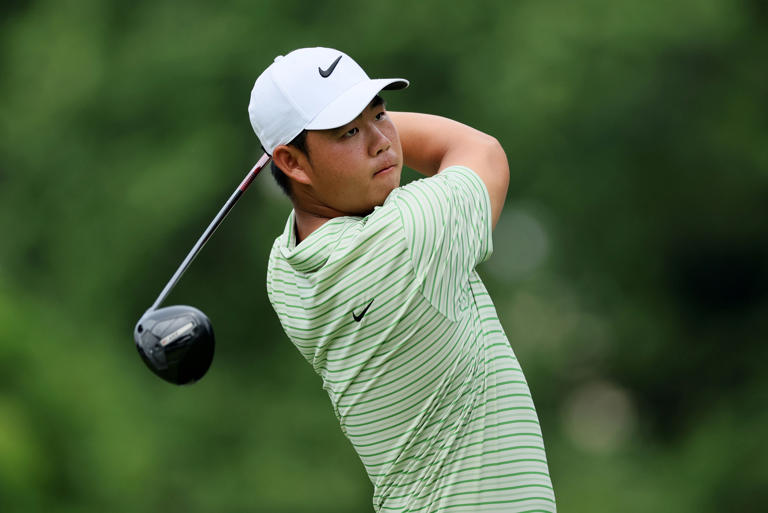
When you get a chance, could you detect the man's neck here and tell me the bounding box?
[292,207,331,244]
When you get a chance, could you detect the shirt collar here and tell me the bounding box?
[278,210,358,273]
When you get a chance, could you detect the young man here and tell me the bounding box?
[249,47,556,512]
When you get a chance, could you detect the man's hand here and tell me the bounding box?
[390,112,509,229]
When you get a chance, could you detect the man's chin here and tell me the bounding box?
[352,178,400,216]
[378,180,400,204]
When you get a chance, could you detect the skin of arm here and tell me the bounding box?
[389,111,510,229]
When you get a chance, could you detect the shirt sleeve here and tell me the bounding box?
[390,166,494,319]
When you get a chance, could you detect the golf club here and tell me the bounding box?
[133,153,272,385]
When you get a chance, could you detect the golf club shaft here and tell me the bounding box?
[148,153,272,312]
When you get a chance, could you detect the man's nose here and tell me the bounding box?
[370,125,391,155]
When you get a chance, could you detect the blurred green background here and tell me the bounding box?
[1,0,767,511]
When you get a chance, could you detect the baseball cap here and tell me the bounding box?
[248,47,408,154]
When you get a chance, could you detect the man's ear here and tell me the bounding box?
[272,145,312,185]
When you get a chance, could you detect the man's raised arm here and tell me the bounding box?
[390,112,510,229]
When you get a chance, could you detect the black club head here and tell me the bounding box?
[133,305,215,385]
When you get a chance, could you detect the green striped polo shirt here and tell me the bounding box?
[266,166,555,512]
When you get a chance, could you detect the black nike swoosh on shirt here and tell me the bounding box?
[318,55,342,78]
[352,299,374,322]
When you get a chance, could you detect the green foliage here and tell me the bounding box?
[1,0,767,511]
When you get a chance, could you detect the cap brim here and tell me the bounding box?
[306,78,409,130]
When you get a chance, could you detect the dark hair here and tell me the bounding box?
[270,130,308,197]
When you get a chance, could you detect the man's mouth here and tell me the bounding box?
[374,164,397,176]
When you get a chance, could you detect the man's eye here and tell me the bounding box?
[375,111,386,120]
[344,127,359,137]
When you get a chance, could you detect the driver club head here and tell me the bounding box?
[134,305,215,385]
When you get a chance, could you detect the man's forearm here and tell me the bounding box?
[389,111,510,228]
[390,112,488,176]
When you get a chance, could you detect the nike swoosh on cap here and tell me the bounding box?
[318,55,342,78]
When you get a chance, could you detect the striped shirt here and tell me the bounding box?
[266,166,556,512]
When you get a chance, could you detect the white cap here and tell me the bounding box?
[248,47,408,154]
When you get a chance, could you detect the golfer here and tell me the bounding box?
[249,47,556,512]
